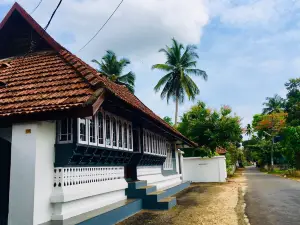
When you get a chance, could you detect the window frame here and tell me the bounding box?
[104,112,113,148]
[78,118,88,145]
[111,115,119,149]
[88,116,97,146]
[118,118,124,150]
[123,121,128,150]
[128,122,133,151]
[163,142,173,170]
[97,110,105,147]
[57,118,73,144]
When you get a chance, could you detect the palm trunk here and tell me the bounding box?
[174,97,179,126]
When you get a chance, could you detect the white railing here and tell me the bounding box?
[53,166,124,188]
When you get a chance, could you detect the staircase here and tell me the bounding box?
[126,181,177,210]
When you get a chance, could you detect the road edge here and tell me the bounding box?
[235,173,250,225]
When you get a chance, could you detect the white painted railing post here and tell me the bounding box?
[53,167,125,189]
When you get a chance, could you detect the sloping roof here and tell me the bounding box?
[0,2,196,147]
[0,51,94,116]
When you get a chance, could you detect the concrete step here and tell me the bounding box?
[145,190,166,202]
[58,199,142,225]
[143,197,177,210]
[127,180,147,189]
[126,185,157,198]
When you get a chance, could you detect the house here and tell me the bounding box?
[0,3,196,225]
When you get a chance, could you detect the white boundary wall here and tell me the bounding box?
[183,156,227,182]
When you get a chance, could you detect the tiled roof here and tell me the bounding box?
[0,51,94,117]
[0,2,196,147]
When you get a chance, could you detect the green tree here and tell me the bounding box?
[92,50,136,93]
[163,116,173,126]
[152,38,208,125]
[245,124,253,139]
[285,78,300,126]
[177,101,243,155]
[282,126,300,169]
[262,94,285,114]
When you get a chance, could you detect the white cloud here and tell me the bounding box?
[208,0,298,28]
[7,0,209,61]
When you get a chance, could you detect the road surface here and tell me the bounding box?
[245,166,300,225]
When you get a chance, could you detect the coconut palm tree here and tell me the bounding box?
[92,50,136,93]
[152,38,208,125]
[245,124,253,139]
[262,94,285,114]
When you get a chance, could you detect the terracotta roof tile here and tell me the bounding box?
[0,51,93,117]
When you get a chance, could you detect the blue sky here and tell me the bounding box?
[0,0,299,128]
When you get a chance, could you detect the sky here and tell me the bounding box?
[0,0,299,128]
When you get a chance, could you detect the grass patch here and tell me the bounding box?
[260,167,300,180]
[268,169,287,175]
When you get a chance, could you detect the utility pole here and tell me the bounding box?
[271,136,274,167]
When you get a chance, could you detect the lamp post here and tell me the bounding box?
[263,131,274,169]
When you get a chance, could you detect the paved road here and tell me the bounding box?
[245,166,300,225]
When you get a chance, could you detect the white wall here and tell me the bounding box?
[8,121,55,225]
[183,156,227,183]
[34,121,56,225]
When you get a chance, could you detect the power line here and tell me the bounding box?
[30,0,43,14]
[44,0,63,30]
[78,0,124,52]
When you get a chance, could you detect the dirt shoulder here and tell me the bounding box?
[118,169,248,225]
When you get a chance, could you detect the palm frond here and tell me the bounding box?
[181,73,200,100]
[118,71,136,86]
[154,72,173,93]
[91,59,102,67]
[185,69,208,80]
[151,64,173,72]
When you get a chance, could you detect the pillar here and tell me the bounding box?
[8,121,55,225]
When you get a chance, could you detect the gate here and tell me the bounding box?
[0,138,11,225]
